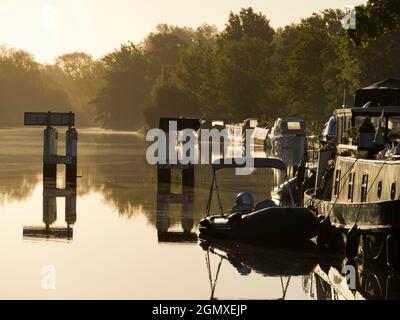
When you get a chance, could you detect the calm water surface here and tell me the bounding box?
[0,127,396,299]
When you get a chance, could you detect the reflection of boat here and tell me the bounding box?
[199,157,319,245]
[199,236,319,276]
[199,236,319,300]
[304,79,400,270]
[309,258,400,300]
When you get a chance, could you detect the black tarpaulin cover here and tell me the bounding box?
[355,78,400,107]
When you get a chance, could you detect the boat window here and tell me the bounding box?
[377,180,382,200]
[212,120,224,127]
[361,172,369,203]
[391,182,397,200]
[348,171,355,201]
[334,169,341,197]
[287,121,301,130]
[388,117,400,139]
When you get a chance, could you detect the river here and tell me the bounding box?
[0,127,396,300]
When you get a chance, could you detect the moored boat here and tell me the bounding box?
[304,79,400,270]
[199,157,319,245]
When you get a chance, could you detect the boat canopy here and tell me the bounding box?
[212,157,286,171]
[355,78,400,107]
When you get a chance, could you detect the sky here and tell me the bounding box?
[0,0,367,63]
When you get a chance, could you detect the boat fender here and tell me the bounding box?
[346,225,360,260]
[317,217,331,249]
[386,234,399,271]
[199,218,211,228]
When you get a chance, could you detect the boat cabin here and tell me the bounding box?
[270,118,306,137]
[326,79,400,204]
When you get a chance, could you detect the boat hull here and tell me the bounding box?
[199,207,319,246]
[304,189,400,269]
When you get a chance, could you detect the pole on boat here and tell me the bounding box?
[213,170,224,216]
[284,171,295,207]
[205,174,215,216]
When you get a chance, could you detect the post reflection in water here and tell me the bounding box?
[23,185,77,241]
[156,184,197,244]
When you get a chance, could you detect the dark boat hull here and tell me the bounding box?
[304,189,400,269]
[304,188,400,229]
[199,207,319,246]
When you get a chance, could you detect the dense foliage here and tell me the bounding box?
[1,1,399,131]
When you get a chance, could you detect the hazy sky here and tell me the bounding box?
[0,0,367,63]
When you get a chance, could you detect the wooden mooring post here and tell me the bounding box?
[156,117,201,193]
[24,111,78,186]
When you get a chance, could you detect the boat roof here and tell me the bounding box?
[336,106,400,117]
[355,78,400,107]
[212,157,286,171]
[276,117,305,122]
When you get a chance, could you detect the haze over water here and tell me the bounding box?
[0,127,395,299]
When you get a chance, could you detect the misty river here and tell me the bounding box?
[0,127,397,299]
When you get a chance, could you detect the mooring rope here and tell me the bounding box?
[205,250,223,300]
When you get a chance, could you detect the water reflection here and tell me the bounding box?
[199,237,319,300]
[0,127,399,299]
[311,259,400,300]
[23,186,76,241]
[156,187,197,243]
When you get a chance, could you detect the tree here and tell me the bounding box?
[349,0,400,46]
[45,52,105,126]
[0,46,70,126]
[272,10,347,129]
[218,8,275,44]
[93,43,152,130]
[145,82,201,128]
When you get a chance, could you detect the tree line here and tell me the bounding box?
[1,1,399,132]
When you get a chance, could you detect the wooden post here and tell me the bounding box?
[43,188,57,227]
[65,187,77,225]
[66,127,78,185]
[182,191,194,233]
[43,126,58,184]
[182,166,195,188]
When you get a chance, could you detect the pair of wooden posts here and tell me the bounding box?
[24,112,78,186]
[157,117,201,193]
[23,112,78,240]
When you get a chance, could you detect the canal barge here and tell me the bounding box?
[304,79,400,270]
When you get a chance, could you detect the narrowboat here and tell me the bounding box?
[303,79,400,270]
